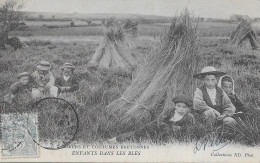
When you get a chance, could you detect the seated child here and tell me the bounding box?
[218,75,247,113]
[109,94,195,142]
[4,72,33,105]
[159,94,195,132]
[193,66,236,126]
[31,61,58,99]
[55,63,79,95]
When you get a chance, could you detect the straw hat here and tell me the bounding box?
[17,72,31,79]
[37,61,51,71]
[61,62,76,71]
[172,95,193,107]
[193,66,225,80]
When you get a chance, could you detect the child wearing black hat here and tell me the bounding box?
[4,72,33,104]
[159,94,195,132]
[55,63,79,95]
[108,94,195,142]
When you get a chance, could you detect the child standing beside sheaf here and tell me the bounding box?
[4,72,33,105]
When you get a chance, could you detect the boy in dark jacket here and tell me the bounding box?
[158,95,195,132]
[4,72,33,105]
[108,94,195,142]
[55,63,79,95]
[218,75,246,113]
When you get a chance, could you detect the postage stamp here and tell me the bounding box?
[1,113,38,158]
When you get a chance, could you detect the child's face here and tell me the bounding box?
[19,76,29,85]
[38,69,48,76]
[175,102,189,116]
[203,75,217,89]
[222,81,233,95]
[63,68,72,77]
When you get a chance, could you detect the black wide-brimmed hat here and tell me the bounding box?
[172,94,193,107]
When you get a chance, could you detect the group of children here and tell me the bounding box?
[4,60,79,105]
[109,66,246,142]
[5,63,246,139]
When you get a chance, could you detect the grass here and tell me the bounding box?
[10,21,260,38]
[1,22,260,146]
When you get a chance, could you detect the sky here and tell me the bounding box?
[2,0,260,18]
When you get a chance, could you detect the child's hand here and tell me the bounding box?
[172,125,181,130]
[211,109,220,117]
[217,114,228,121]
[45,83,51,89]
[65,86,71,90]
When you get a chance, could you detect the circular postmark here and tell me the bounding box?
[30,97,79,150]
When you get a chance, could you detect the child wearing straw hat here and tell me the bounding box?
[31,61,58,98]
[193,66,236,126]
[4,72,33,104]
[108,94,195,142]
[55,63,79,95]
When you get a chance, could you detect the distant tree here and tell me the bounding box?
[0,0,23,49]
[52,15,55,19]
[70,21,75,27]
[254,18,260,22]
[87,20,92,25]
[39,14,44,19]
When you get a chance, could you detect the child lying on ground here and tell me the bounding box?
[108,94,195,142]
[4,72,33,105]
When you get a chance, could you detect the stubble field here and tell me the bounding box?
[1,20,260,145]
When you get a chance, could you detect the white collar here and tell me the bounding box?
[170,111,184,122]
[206,87,216,92]
[63,75,70,81]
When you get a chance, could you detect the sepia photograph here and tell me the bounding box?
[0,0,260,162]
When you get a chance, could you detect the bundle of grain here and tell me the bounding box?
[123,19,138,49]
[106,10,201,132]
[229,20,258,50]
[88,18,137,73]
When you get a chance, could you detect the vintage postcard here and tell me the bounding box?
[0,0,260,162]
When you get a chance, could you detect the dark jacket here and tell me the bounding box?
[193,85,235,115]
[4,81,32,104]
[55,74,79,93]
[217,75,247,113]
[199,85,224,113]
[228,94,247,113]
[159,108,195,129]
